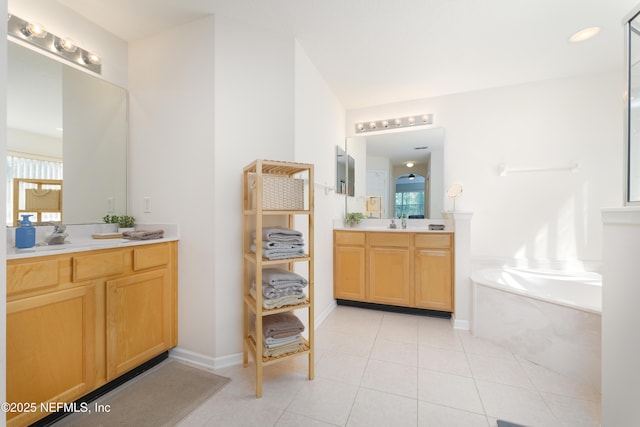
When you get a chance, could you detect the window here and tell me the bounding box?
[6,155,63,226]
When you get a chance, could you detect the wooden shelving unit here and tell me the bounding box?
[242,159,314,397]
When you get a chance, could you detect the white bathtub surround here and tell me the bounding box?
[472,267,601,391]
[444,211,473,330]
[601,207,640,426]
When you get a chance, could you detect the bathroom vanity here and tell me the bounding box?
[6,237,178,426]
[334,229,453,312]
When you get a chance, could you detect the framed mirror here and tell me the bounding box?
[627,12,640,204]
[336,145,347,194]
[345,127,444,218]
[7,41,128,226]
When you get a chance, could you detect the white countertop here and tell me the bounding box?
[333,218,453,233]
[7,223,179,260]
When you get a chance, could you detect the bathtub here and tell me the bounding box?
[471,267,602,390]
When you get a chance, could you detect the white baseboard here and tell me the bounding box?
[170,347,243,371]
[451,315,470,331]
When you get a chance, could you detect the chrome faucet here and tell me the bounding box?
[41,222,68,245]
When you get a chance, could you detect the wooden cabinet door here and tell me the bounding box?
[368,247,411,306]
[414,248,452,311]
[334,245,366,300]
[106,269,171,380]
[7,285,96,426]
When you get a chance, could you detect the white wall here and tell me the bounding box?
[212,16,296,361]
[347,71,623,266]
[294,40,345,324]
[128,16,217,360]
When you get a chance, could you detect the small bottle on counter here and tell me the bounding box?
[15,214,36,248]
[389,219,397,229]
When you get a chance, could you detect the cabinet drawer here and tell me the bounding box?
[134,244,171,271]
[335,231,365,246]
[7,259,60,295]
[368,232,410,247]
[73,251,126,282]
[415,234,452,249]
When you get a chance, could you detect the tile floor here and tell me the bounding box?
[177,306,600,427]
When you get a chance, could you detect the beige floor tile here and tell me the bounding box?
[286,377,359,426]
[371,338,418,367]
[315,351,368,385]
[541,392,601,426]
[458,333,516,360]
[518,356,601,401]
[361,359,418,398]
[377,312,419,343]
[418,344,471,377]
[346,388,418,427]
[418,401,490,427]
[475,380,558,426]
[418,369,484,414]
[467,354,535,389]
[275,411,338,427]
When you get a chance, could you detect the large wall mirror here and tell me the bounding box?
[345,127,444,219]
[627,12,640,204]
[7,41,128,226]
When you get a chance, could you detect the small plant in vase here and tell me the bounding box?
[344,212,366,227]
[103,214,135,232]
[116,215,135,231]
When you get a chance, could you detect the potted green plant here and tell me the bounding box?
[103,214,135,232]
[344,212,367,227]
[102,214,119,225]
[116,215,135,231]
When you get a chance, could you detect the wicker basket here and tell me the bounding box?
[252,175,304,210]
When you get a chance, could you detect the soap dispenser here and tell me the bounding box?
[15,214,36,248]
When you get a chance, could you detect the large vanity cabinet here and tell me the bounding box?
[334,230,453,312]
[6,241,178,427]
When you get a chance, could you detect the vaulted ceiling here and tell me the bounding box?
[49,0,640,108]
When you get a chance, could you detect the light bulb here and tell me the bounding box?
[22,22,47,38]
[55,37,78,53]
[83,51,101,65]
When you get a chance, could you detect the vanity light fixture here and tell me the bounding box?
[408,173,416,180]
[569,26,601,43]
[8,13,102,74]
[355,113,433,134]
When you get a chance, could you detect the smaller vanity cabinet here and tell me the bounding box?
[6,241,178,427]
[334,230,453,312]
[333,231,366,301]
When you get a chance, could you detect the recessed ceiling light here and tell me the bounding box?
[569,26,601,43]
[406,162,415,168]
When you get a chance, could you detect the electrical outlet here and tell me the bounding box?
[143,197,152,213]
[107,197,114,213]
